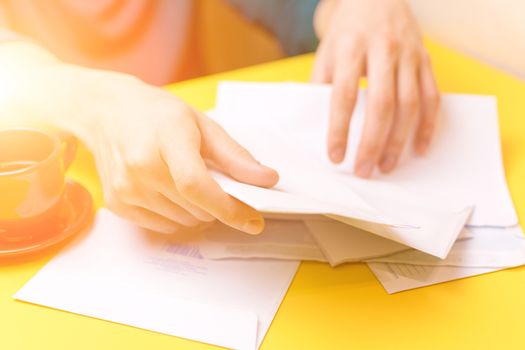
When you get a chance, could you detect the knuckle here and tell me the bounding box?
[230,144,251,160]
[222,208,241,226]
[338,35,363,55]
[176,175,203,197]
[348,85,359,98]
[361,141,381,158]
[126,150,158,174]
[377,35,400,55]
[388,137,405,154]
[374,112,393,128]
[111,177,135,201]
[423,89,440,110]
[329,108,351,128]
[421,51,432,65]
[402,48,421,66]
[126,158,147,174]
[127,209,179,234]
[417,127,434,144]
[373,94,396,115]
[328,122,350,145]
[398,92,419,114]
[422,117,437,131]
[182,218,201,228]
[332,84,358,106]
[154,224,180,235]
[216,200,242,225]
[168,208,201,227]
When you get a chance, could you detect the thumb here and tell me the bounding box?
[197,113,279,188]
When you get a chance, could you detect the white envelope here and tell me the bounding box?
[14,210,299,350]
[209,82,481,258]
[198,219,327,262]
[304,219,409,265]
[367,262,501,294]
[367,225,525,294]
[196,217,474,266]
[214,82,517,228]
[367,225,525,267]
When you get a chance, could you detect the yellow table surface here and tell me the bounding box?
[2,40,525,350]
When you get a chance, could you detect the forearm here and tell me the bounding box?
[0,41,84,132]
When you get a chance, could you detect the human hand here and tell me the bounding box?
[0,41,278,235]
[79,73,279,234]
[313,0,440,177]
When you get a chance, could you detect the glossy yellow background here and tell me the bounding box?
[1,40,525,350]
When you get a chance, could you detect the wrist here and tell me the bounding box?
[314,0,340,39]
[0,51,96,146]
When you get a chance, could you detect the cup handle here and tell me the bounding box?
[57,131,78,171]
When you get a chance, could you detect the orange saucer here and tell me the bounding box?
[0,181,93,257]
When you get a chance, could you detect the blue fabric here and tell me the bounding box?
[224,0,320,56]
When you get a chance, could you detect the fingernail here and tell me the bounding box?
[355,160,374,178]
[242,218,264,235]
[379,155,397,173]
[329,147,345,163]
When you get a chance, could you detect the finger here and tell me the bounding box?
[157,183,215,222]
[123,145,215,223]
[354,45,397,178]
[109,200,181,234]
[197,113,279,188]
[414,53,440,155]
[151,171,216,222]
[327,51,364,163]
[161,116,265,234]
[311,42,333,83]
[379,56,419,173]
[127,191,201,227]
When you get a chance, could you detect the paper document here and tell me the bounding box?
[196,217,473,267]
[367,262,500,294]
[212,142,471,258]
[367,226,525,267]
[214,82,516,228]
[210,81,523,293]
[367,225,525,293]
[208,82,499,258]
[15,210,299,350]
[199,219,327,262]
[304,219,409,266]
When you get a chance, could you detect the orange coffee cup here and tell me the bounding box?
[0,128,77,239]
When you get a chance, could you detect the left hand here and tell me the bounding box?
[312,0,440,177]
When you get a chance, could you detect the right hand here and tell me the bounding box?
[81,72,279,234]
[312,0,440,177]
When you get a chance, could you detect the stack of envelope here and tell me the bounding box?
[14,82,524,350]
[201,81,524,293]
